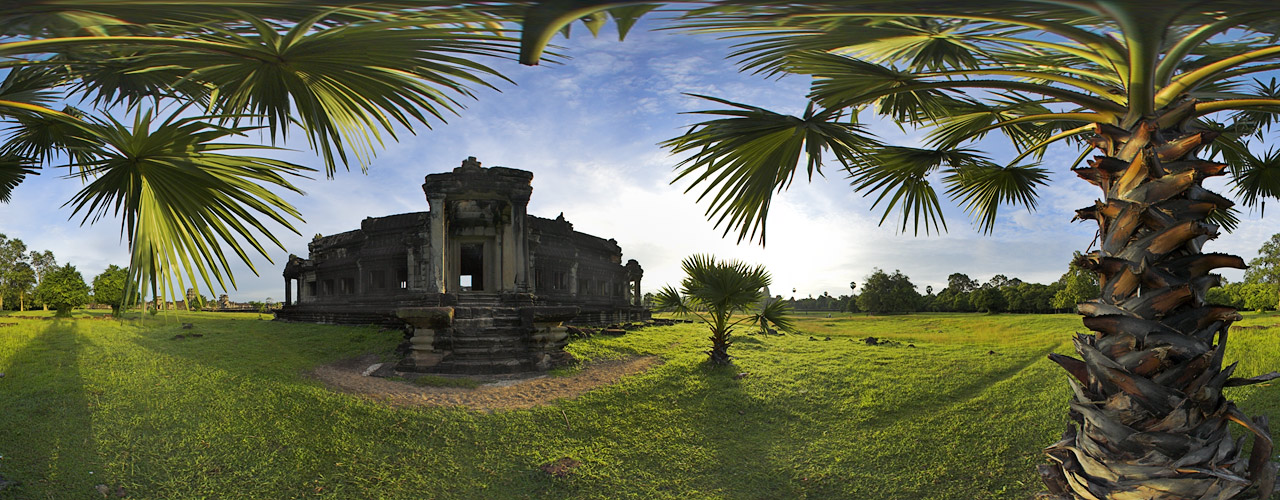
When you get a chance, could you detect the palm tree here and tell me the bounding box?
[0,1,549,305]
[519,2,1280,498]
[653,254,795,365]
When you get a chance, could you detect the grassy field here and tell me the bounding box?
[0,310,1277,499]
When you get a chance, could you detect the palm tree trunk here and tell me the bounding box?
[1039,105,1278,499]
[708,333,732,365]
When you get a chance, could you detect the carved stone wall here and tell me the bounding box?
[277,158,648,332]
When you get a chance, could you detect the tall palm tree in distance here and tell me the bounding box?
[520,1,1280,498]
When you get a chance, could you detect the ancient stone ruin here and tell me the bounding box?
[277,157,649,374]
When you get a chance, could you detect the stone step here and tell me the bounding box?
[452,319,523,329]
[431,357,535,375]
[451,306,519,319]
[448,336,528,350]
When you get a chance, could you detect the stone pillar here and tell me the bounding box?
[427,194,446,293]
[284,278,292,306]
[633,279,642,306]
[395,307,454,372]
[501,217,516,291]
[513,200,530,292]
[405,244,416,289]
[569,261,579,296]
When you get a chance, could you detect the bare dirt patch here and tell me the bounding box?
[312,355,662,411]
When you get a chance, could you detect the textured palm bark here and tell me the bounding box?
[1039,105,1280,500]
[708,334,732,365]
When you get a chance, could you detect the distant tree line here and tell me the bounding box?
[821,233,1280,315]
[1201,233,1280,312]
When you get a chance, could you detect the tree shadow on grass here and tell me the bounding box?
[126,314,398,381]
[0,319,101,497]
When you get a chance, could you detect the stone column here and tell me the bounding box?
[405,245,416,289]
[427,194,446,293]
[633,279,642,306]
[513,200,530,292]
[284,278,292,306]
[501,216,516,291]
[569,261,579,296]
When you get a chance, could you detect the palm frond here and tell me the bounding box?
[680,254,769,314]
[62,108,311,302]
[1230,148,1280,212]
[924,94,1057,150]
[1208,207,1242,233]
[789,51,967,122]
[518,1,658,65]
[652,284,694,314]
[169,12,521,176]
[942,162,1049,233]
[0,154,39,202]
[662,94,878,244]
[58,48,213,108]
[0,65,64,111]
[847,146,994,235]
[755,297,796,333]
[836,18,989,72]
[2,105,100,169]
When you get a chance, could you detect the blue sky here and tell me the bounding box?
[4,18,1279,302]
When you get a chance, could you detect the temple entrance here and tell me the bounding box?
[459,243,484,291]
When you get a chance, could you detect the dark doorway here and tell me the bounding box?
[460,243,484,291]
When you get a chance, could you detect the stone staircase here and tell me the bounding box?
[398,292,579,375]
[438,293,535,374]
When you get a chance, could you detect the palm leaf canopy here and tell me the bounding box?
[63,109,312,301]
[679,254,770,313]
[520,0,1280,242]
[0,1,544,301]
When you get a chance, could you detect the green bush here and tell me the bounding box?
[34,264,90,316]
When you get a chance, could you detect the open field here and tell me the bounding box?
[1,310,1277,499]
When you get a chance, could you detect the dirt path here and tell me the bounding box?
[311,355,661,412]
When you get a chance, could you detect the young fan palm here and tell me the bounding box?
[653,254,795,365]
[519,1,1280,498]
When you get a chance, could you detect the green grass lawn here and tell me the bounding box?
[1,310,1277,499]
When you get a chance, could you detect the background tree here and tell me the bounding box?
[856,268,920,314]
[1051,253,1100,311]
[1243,233,1280,285]
[970,286,1007,314]
[0,234,28,310]
[34,264,90,316]
[1209,281,1280,312]
[984,274,1018,290]
[27,249,56,310]
[520,2,1280,496]
[653,254,795,365]
[92,265,133,317]
[5,262,36,311]
[946,273,979,294]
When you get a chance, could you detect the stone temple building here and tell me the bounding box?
[276,157,648,374]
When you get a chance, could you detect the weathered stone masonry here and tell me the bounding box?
[277,157,649,373]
